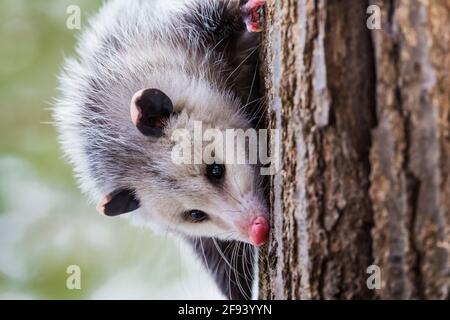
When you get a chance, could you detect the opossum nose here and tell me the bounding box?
[249,216,269,247]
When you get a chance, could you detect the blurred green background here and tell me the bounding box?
[0,0,220,299]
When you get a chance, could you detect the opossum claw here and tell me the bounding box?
[241,0,266,33]
[97,188,140,216]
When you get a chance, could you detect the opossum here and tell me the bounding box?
[54,0,268,300]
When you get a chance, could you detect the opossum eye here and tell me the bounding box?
[96,188,140,216]
[206,163,225,182]
[185,210,209,223]
[130,88,173,137]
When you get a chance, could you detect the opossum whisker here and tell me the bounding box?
[241,96,265,111]
[212,238,239,299]
[246,60,259,106]
[212,238,238,273]
[228,241,238,300]
[242,243,252,282]
[223,240,237,257]
[246,99,269,126]
[252,100,268,121]
[241,242,252,283]
[244,243,256,278]
[253,105,270,128]
[241,246,254,300]
[224,45,260,87]
[231,242,241,298]
[233,242,251,300]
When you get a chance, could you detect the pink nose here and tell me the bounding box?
[249,216,269,247]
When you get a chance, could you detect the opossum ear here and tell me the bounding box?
[96,189,140,216]
[130,88,174,137]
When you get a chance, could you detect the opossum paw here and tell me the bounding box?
[241,0,266,33]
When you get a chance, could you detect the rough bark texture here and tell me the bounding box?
[259,0,450,299]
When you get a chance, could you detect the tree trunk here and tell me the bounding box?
[259,0,450,300]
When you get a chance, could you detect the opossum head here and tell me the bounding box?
[97,87,269,247]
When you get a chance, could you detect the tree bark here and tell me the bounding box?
[259,0,450,299]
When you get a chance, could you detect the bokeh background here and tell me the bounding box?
[0,0,221,299]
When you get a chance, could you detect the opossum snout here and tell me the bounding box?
[236,211,269,247]
[249,217,269,247]
[248,216,269,247]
